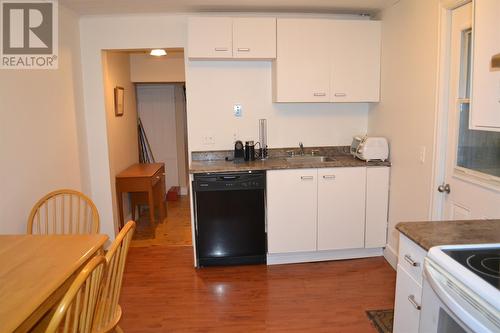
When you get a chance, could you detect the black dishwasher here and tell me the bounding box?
[193,171,266,266]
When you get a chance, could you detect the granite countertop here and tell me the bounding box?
[189,154,390,174]
[396,220,500,251]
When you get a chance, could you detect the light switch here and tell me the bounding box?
[419,146,426,164]
[233,104,242,117]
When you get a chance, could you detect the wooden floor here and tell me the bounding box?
[119,196,396,332]
[119,247,396,332]
[131,195,192,247]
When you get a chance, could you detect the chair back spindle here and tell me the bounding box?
[46,256,107,333]
[27,189,100,234]
[94,221,136,333]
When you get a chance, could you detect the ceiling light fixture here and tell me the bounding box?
[150,49,167,56]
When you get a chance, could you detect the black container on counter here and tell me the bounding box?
[244,141,256,161]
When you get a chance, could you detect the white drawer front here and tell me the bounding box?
[398,234,426,285]
[393,266,422,333]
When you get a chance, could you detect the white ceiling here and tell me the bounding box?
[60,0,399,16]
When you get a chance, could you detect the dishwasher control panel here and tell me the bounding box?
[193,171,266,191]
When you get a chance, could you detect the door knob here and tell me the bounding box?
[437,183,451,194]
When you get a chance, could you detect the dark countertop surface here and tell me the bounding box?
[396,220,500,251]
[189,155,391,174]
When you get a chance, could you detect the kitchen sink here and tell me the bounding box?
[285,155,335,163]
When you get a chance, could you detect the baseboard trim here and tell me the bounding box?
[267,248,384,265]
[383,244,398,270]
[180,186,189,195]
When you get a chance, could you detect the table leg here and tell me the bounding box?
[160,173,167,220]
[148,188,155,225]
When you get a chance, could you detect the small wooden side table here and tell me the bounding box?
[116,163,166,228]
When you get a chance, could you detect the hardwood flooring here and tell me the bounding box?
[131,195,192,247]
[119,248,395,332]
[120,194,396,332]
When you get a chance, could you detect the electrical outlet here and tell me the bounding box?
[233,104,242,117]
[203,136,215,145]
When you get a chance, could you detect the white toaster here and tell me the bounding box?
[351,136,389,161]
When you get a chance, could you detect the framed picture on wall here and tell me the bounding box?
[114,86,124,116]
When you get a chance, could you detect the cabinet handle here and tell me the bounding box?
[323,175,336,179]
[301,176,314,180]
[408,295,421,310]
[334,93,347,97]
[404,254,420,267]
[313,92,326,97]
[214,47,228,52]
[237,48,250,52]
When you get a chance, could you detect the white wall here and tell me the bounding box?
[130,51,185,83]
[368,0,440,258]
[79,14,369,236]
[79,14,187,237]
[187,61,368,151]
[137,84,179,189]
[0,6,87,234]
[102,51,139,232]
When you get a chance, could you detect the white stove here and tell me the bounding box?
[419,243,500,333]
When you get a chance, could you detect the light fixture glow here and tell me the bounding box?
[150,49,167,56]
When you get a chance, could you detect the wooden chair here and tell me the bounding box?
[46,256,107,333]
[93,221,136,333]
[27,189,100,234]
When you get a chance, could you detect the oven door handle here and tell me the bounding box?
[423,259,496,333]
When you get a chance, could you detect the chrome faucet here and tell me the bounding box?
[299,142,305,156]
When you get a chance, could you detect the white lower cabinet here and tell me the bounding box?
[317,167,366,250]
[393,233,426,333]
[267,166,389,262]
[267,169,318,253]
[393,264,422,333]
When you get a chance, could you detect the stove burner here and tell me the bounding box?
[443,248,500,290]
[466,255,500,279]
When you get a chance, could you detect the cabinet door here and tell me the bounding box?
[267,169,318,253]
[188,17,233,59]
[470,0,500,130]
[317,167,366,251]
[274,19,331,102]
[330,20,381,102]
[233,18,276,59]
[365,167,389,248]
[393,266,422,333]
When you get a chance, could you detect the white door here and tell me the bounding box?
[330,20,381,103]
[274,18,331,102]
[438,2,500,220]
[137,85,179,190]
[188,17,233,59]
[317,167,366,250]
[232,17,276,59]
[267,169,318,253]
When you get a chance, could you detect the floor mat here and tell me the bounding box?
[366,309,394,333]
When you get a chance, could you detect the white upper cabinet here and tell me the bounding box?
[188,17,276,60]
[470,0,500,130]
[273,18,381,103]
[274,19,332,102]
[317,167,366,250]
[233,17,276,59]
[188,17,233,59]
[331,20,381,102]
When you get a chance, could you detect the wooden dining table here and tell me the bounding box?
[0,234,108,333]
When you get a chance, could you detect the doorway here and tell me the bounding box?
[434,2,500,220]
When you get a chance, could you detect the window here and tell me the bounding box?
[455,30,500,179]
